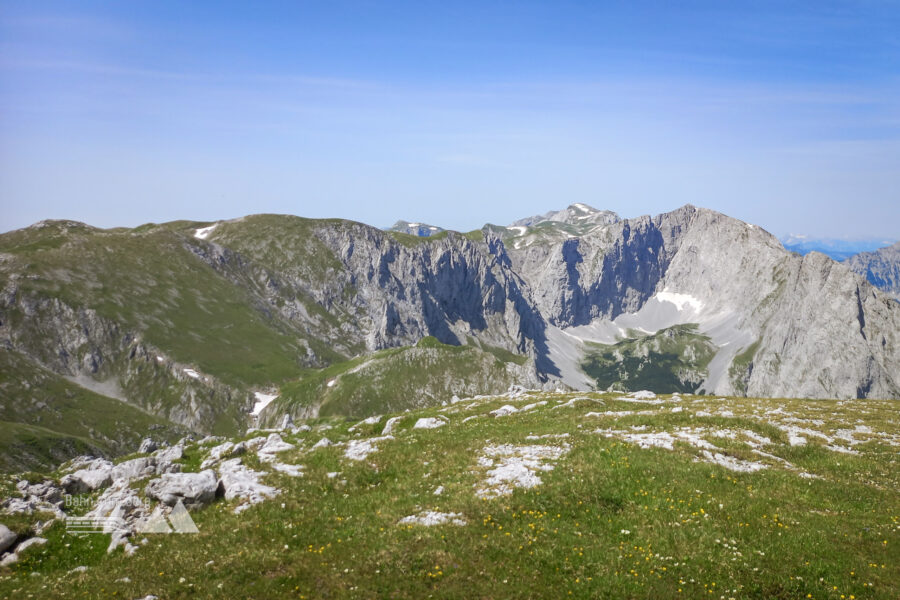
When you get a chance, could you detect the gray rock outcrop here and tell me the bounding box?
[145,470,218,507]
[0,525,15,554]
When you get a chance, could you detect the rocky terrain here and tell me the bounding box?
[1,204,898,471]
[0,389,897,598]
[387,220,445,237]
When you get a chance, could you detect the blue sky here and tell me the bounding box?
[1,1,898,238]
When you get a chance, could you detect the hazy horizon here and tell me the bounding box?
[2,1,898,238]
[3,202,898,247]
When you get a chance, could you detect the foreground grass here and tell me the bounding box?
[0,393,896,599]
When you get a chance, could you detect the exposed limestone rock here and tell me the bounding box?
[217,458,279,512]
[846,241,900,301]
[0,525,16,554]
[145,470,218,507]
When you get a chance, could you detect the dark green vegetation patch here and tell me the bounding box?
[582,324,716,393]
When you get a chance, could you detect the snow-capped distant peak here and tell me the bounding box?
[508,204,619,228]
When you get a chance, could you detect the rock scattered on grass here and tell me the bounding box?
[398,511,466,527]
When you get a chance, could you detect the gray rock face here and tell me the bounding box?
[199,441,246,470]
[61,460,114,494]
[154,443,184,462]
[4,480,65,517]
[110,457,159,483]
[313,223,550,361]
[216,458,279,510]
[510,203,620,229]
[279,414,294,430]
[845,242,900,301]
[0,525,16,554]
[0,289,243,434]
[1,200,897,448]
[137,438,158,454]
[503,204,900,399]
[145,470,218,507]
[507,212,683,326]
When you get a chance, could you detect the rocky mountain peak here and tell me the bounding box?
[386,220,445,237]
[509,203,620,229]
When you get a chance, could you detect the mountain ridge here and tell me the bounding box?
[1,203,897,469]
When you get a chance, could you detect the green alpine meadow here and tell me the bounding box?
[0,391,897,599]
[1,207,899,599]
[3,2,900,598]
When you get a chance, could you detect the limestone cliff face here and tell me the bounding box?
[0,280,248,433]
[311,223,549,359]
[845,242,900,301]
[1,203,898,425]
[738,252,900,399]
[506,211,686,326]
[502,204,900,399]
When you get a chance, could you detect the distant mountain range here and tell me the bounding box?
[1,204,898,471]
[780,234,897,262]
[845,241,900,301]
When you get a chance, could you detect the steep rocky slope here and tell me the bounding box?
[0,216,553,468]
[1,204,897,471]
[498,205,900,399]
[845,241,900,301]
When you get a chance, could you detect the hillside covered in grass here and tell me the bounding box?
[260,336,536,423]
[0,391,896,599]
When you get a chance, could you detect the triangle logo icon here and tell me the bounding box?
[137,507,172,534]
[169,499,199,534]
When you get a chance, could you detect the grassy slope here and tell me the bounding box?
[0,392,896,599]
[0,221,307,388]
[269,337,531,420]
[582,324,717,393]
[0,348,188,472]
[206,215,360,360]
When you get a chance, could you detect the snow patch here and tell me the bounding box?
[251,392,278,417]
[193,224,218,240]
[655,290,704,312]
